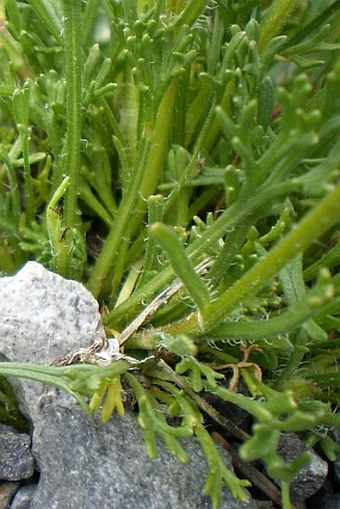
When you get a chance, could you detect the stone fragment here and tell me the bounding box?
[331,419,340,487]
[9,483,37,509]
[278,433,328,503]
[0,261,104,421]
[0,425,34,481]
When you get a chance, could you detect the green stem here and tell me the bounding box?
[0,361,88,410]
[21,128,35,224]
[203,79,237,154]
[88,80,179,297]
[281,481,293,509]
[63,0,82,225]
[0,148,21,227]
[195,299,330,343]
[0,361,131,412]
[26,0,62,42]
[158,185,340,337]
[81,0,101,46]
[276,331,309,385]
[157,360,249,441]
[104,180,300,328]
[258,0,302,54]
[12,84,35,224]
[58,0,83,275]
[151,222,210,313]
[304,241,340,281]
[173,0,208,34]
[46,176,69,274]
[119,72,139,170]
[136,195,165,290]
[286,0,340,47]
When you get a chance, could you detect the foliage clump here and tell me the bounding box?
[0,1,339,508]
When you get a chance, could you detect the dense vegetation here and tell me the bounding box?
[0,1,339,507]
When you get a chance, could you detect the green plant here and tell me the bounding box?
[0,1,339,508]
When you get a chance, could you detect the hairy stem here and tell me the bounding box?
[88,80,179,297]
[156,185,340,338]
[58,0,83,275]
[259,0,302,53]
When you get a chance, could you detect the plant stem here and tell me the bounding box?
[58,0,82,275]
[88,80,179,297]
[0,361,88,410]
[194,300,330,343]
[281,481,293,509]
[158,185,340,337]
[173,0,208,34]
[27,0,62,42]
[21,128,35,224]
[258,0,302,54]
[156,360,249,441]
[276,331,309,385]
[0,149,21,226]
[104,180,300,327]
[82,0,101,46]
[151,223,210,313]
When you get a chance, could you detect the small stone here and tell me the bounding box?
[278,433,328,503]
[9,483,37,509]
[0,425,34,481]
[330,418,340,487]
[0,261,105,421]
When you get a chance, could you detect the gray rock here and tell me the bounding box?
[333,452,340,487]
[278,433,328,503]
[0,425,34,481]
[0,261,104,420]
[0,262,256,509]
[31,402,255,509]
[9,484,37,509]
[331,418,340,486]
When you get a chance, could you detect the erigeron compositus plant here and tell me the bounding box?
[0,1,339,508]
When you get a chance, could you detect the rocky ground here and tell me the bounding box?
[0,263,339,509]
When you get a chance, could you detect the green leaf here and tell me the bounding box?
[12,84,30,128]
[28,0,63,42]
[151,222,211,314]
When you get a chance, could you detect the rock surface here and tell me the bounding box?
[10,484,38,509]
[0,261,104,422]
[331,421,340,487]
[32,403,251,509]
[0,262,256,509]
[0,425,34,481]
[278,433,328,503]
